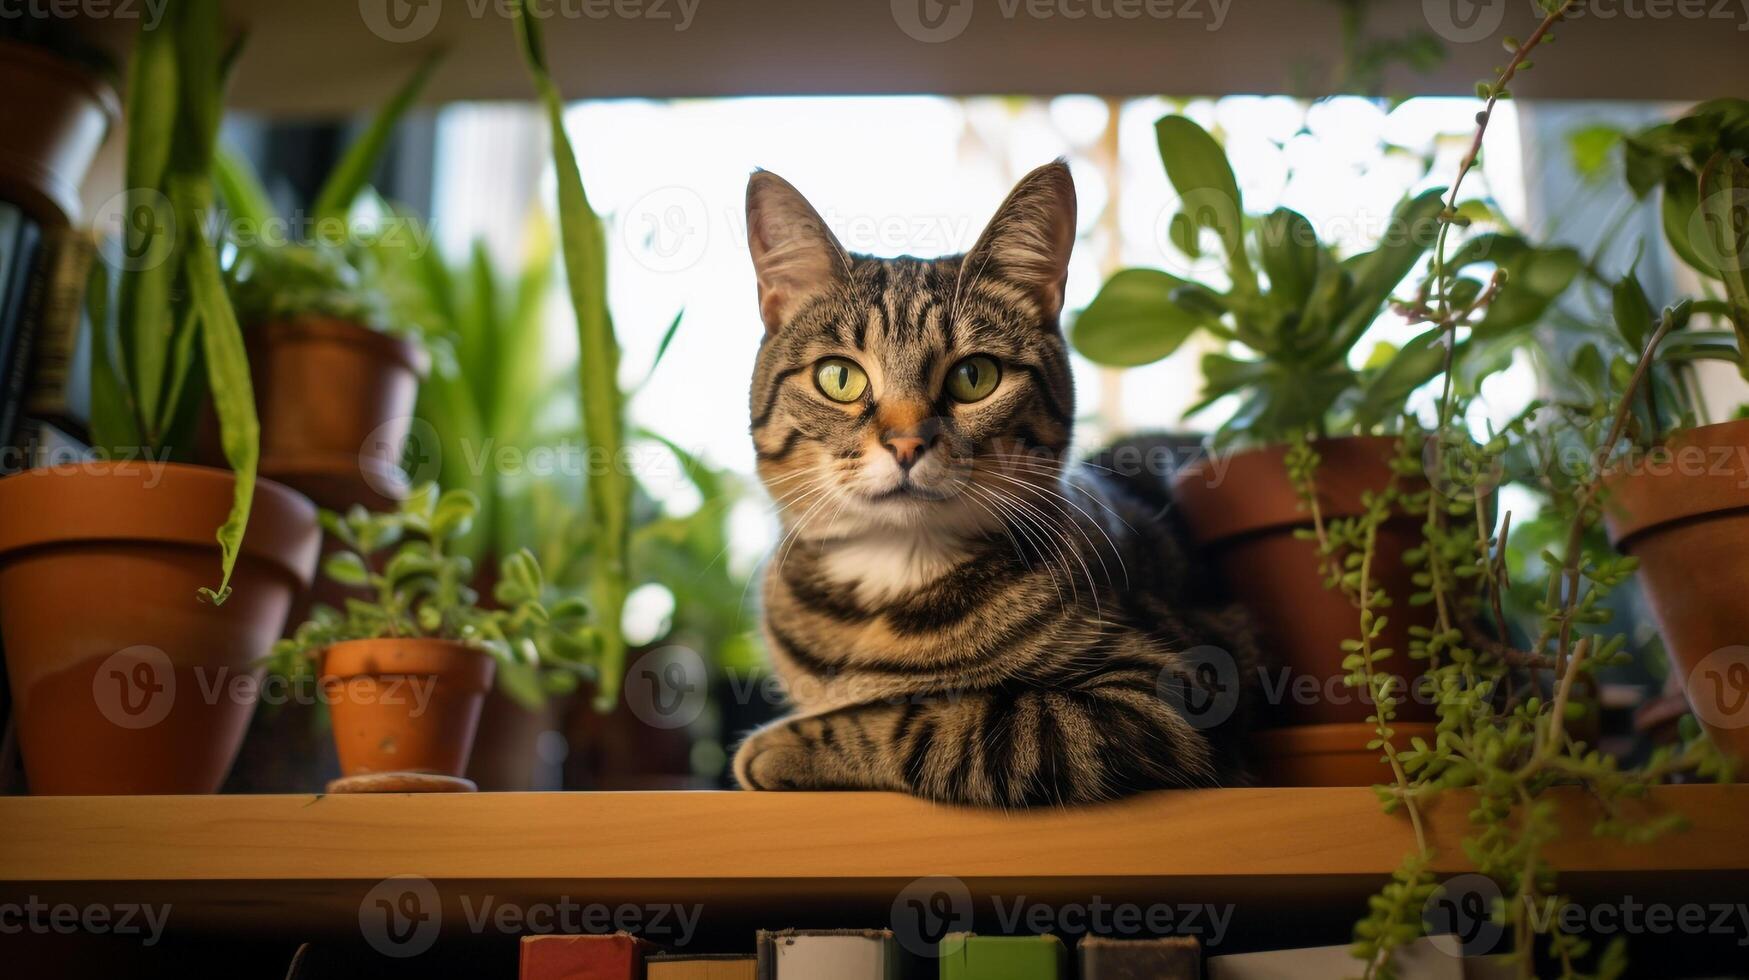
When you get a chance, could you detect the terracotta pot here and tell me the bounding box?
[321,638,495,778]
[243,316,428,481]
[1172,436,1436,729]
[1603,419,1749,763]
[1249,723,1438,787]
[0,39,118,226]
[0,462,319,794]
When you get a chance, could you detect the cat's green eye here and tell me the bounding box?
[946,355,1002,403]
[814,357,870,403]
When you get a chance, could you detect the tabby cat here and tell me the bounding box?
[733,161,1258,806]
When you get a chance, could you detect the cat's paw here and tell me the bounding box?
[732,727,814,791]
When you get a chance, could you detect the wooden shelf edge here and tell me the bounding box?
[1,786,1743,884]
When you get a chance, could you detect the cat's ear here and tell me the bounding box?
[746,171,849,334]
[963,160,1078,320]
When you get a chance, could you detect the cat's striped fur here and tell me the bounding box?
[733,161,1257,806]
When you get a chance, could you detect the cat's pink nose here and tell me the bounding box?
[882,433,928,469]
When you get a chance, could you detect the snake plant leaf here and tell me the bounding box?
[1071,268,1212,367]
[85,260,143,452]
[1155,115,1256,293]
[311,52,443,227]
[173,174,259,606]
[514,0,631,707]
[213,147,276,233]
[117,13,178,439]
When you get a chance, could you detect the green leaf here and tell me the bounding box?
[431,488,481,541]
[1474,242,1581,338]
[1352,329,1448,429]
[1567,124,1623,182]
[311,52,443,226]
[1155,115,1255,293]
[85,260,142,453]
[1611,270,1654,352]
[1316,188,1445,365]
[324,551,371,587]
[1257,208,1322,309]
[174,174,259,606]
[1071,268,1212,367]
[117,12,179,437]
[212,146,276,234]
[515,0,631,708]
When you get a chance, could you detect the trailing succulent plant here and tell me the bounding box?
[271,485,597,700]
[1274,6,1744,978]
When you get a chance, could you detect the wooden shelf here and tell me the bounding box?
[3,786,1746,884]
[3,787,1745,976]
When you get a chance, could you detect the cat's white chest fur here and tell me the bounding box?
[818,529,968,606]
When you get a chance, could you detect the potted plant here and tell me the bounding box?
[272,485,595,792]
[1073,113,1577,784]
[212,55,440,507]
[1599,99,1749,763]
[0,17,118,226]
[0,0,320,794]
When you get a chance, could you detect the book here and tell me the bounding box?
[0,204,43,449]
[756,929,901,980]
[519,932,657,980]
[1207,938,1462,979]
[938,933,1067,979]
[1079,935,1202,979]
[19,227,96,432]
[646,952,758,979]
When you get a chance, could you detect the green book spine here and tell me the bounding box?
[938,933,1066,980]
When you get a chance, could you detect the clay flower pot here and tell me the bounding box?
[321,638,496,780]
[1173,436,1437,785]
[0,462,319,794]
[244,317,429,493]
[0,39,119,226]
[1603,418,1749,764]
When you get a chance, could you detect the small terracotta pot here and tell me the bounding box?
[321,638,495,778]
[1249,723,1438,787]
[243,317,428,481]
[1603,418,1749,763]
[0,462,319,794]
[0,40,119,226]
[1173,436,1437,731]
